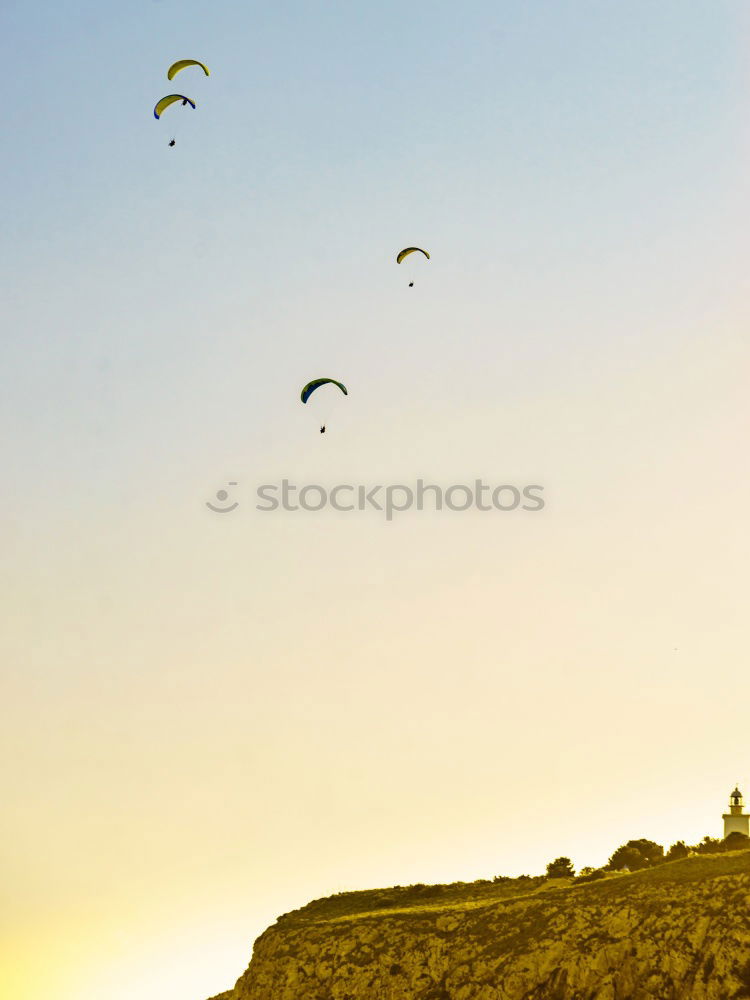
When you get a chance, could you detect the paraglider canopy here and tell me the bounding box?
[167,59,210,80]
[396,247,430,264]
[300,378,348,404]
[153,94,196,119]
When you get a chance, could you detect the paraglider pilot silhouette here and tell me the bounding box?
[300,378,348,435]
[153,94,197,146]
[396,246,430,286]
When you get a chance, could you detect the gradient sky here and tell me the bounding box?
[2,2,750,999]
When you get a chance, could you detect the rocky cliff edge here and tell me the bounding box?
[207,850,750,1000]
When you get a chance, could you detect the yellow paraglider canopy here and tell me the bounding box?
[167,59,210,80]
[396,247,430,264]
[153,94,196,119]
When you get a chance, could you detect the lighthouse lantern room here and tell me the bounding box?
[723,787,750,839]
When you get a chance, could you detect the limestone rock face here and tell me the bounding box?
[209,853,750,1000]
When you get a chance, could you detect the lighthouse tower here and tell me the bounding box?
[722,787,750,838]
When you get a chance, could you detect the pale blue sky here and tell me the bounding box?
[2,4,750,1000]
[2,1,746,490]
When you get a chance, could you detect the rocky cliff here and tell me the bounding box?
[208,851,750,1000]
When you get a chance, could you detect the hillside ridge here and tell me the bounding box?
[206,851,750,1000]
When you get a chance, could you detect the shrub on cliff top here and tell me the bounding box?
[546,857,575,878]
[606,839,664,871]
[666,840,689,861]
[722,831,750,851]
[574,868,607,884]
[694,835,722,855]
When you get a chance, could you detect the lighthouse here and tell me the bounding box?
[722,787,750,838]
